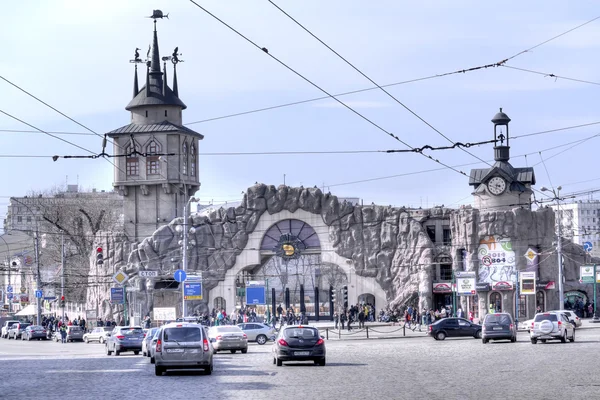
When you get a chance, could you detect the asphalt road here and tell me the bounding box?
[2,326,600,399]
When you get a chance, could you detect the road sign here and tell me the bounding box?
[110,287,125,304]
[112,271,129,285]
[35,290,43,299]
[246,286,266,305]
[183,282,202,300]
[580,265,595,283]
[174,269,187,283]
[139,270,159,278]
[7,293,13,300]
[584,242,593,253]
[6,285,13,293]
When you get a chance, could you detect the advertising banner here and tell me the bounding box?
[432,282,452,293]
[153,307,176,321]
[520,271,536,295]
[478,236,517,287]
[580,265,595,284]
[456,272,476,296]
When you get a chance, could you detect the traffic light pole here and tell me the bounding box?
[61,231,65,322]
[34,232,41,326]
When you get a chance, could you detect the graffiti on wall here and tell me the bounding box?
[477,235,516,287]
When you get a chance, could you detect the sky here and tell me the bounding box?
[2,1,600,218]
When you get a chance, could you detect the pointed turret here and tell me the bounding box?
[173,64,179,98]
[163,62,168,96]
[133,64,139,98]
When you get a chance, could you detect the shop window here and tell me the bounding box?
[490,292,502,312]
[518,294,527,319]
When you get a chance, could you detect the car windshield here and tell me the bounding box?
[120,328,144,335]
[284,328,318,339]
[69,326,82,331]
[164,327,202,342]
[19,324,31,329]
[103,327,113,332]
[485,315,512,324]
[534,314,558,322]
[30,326,44,330]
[213,326,241,333]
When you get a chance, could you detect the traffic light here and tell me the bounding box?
[330,286,336,303]
[343,286,348,308]
[96,246,104,265]
[60,295,65,308]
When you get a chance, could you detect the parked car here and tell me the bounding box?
[548,310,582,328]
[154,322,213,376]
[149,327,163,364]
[52,325,84,342]
[272,325,326,367]
[21,325,47,341]
[83,327,113,344]
[519,319,534,332]
[530,312,575,344]
[1,321,20,339]
[428,318,482,340]
[8,322,31,339]
[481,313,516,343]
[208,325,248,354]
[237,323,276,345]
[142,327,159,356]
[105,326,145,356]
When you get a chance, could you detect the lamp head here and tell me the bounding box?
[557,186,562,191]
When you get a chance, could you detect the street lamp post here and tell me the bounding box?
[177,197,198,319]
[541,186,564,310]
[0,235,13,313]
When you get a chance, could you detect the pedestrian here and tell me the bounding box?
[143,314,151,329]
[468,311,474,323]
[60,325,67,344]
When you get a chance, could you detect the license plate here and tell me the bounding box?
[166,348,184,353]
[295,351,310,356]
[493,327,503,330]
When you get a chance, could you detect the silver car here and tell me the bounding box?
[237,323,276,345]
[149,327,162,364]
[105,326,145,355]
[530,312,575,344]
[143,327,159,356]
[208,326,248,354]
[154,322,213,376]
[83,327,113,343]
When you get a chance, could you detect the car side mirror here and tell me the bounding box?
[152,339,157,343]
[210,338,216,343]
[320,335,325,340]
[106,333,111,337]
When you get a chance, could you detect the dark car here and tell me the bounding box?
[21,325,47,341]
[272,325,326,366]
[482,313,517,343]
[105,326,145,356]
[428,318,482,340]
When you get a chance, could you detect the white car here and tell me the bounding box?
[547,310,582,328]
[1,321,19,339]
[530,312,575,344]
[519,319,534,332]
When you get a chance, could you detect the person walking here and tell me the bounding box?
[60,325,67,344]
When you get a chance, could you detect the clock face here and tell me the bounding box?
[487,177,507,195]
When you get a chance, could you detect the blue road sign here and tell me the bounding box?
[6,285,13,293]
[183,282,202,300]
[110,287,125,304]
[35,290,43,298]
[584,241,593,253]
[174,269,187,283]
[246,286,266,305]
[7,293,13,300]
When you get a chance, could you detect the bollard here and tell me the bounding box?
[366,326,369,339]
[403,323,406,337]
[326,328,329,340]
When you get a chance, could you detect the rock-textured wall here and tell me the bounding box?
[85,184,436,318]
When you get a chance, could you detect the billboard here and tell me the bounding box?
[246,286,266,305]
[477,236,516,287]
[456,271,476,296]
[520,271,536,295]
[153,307,176,321]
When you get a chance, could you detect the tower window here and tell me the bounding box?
[190,143,196,177]
[126,142,139,176]
[145,110,148,118]
[165,110,168,117]
[182,142,188,175]
[146,140,161,176]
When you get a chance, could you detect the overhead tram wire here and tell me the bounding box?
[187,0,468,177]
[267,0,492,168]
[501,65,600,86]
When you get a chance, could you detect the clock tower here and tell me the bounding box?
[468,109,535,211]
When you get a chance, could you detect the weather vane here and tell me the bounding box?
[161,47,184,65]
[130,47,144,64]
[147,10,169,20]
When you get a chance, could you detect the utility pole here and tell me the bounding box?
[34,231,41,325]
[61,231,65,323]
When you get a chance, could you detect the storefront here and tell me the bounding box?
[432,282,452,311]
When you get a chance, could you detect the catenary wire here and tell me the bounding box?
[501,65,600,86]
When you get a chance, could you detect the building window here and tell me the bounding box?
[443,226,451,245]
[490,292,502,312]
[536,291,545,312]
[126,142,140,176]
[426,225,436,242]
[182,142,188,175]
[439,263,452,281]
[165,110,168,117]
[190,144,196,177]
[17,216,22,223]
[145,110,148,117]
[26,216,31,223]
[518,294,527,318]
[146,140,161,176]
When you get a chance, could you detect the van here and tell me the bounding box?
[154,322,213,376]
[481,313,517,344]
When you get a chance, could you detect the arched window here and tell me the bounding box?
[126,142,139,176]
[182,142,188,175]
[190,143,196,177]
[146,140,161,175]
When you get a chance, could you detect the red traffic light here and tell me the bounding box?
[96,247,103,253]
[61,295,65,301]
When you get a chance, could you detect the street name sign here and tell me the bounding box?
[183,282,202,300]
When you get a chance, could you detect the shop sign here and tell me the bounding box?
[492,281,514,291]
[520,271,536,295]
[580,265,595,284]
[475,282,490,292]
[536,281,555,290]
[433,282,452,293]
[457,276,476,296]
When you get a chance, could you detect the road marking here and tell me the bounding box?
[46,369,142,373]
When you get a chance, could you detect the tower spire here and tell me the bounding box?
[173,63,179,97]
[133,64,139,98]
[163,61,168,96]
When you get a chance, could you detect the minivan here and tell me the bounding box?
[482,313,517,343]
[154,322,213,376]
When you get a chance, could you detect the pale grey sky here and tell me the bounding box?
[1,1,600,217]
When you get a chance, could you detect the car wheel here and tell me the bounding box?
[482,338,488,344]
[204,364,213,375]
[475,330,482,339]
[84,337,89,343]
[142,351,147,357]
[561,331,567,343]
[150,356,155,364]
[230,350,236,354]
[316,358,326,366]
[106,345,112,356]
[134,351,140,355]
[436,332,446,341]
[241,348,248,354]
[511,337,517,343]
[213,350,217,354]
[115,349,121,356]
[273,357,276,365]
[99,337,104,344]
[155,366,164,376]
[276,358,283,367]
[256,335,267,345]
[530,338,537,344]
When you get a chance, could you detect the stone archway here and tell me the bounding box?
[358,293,375,307]
[213,296,226,312]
